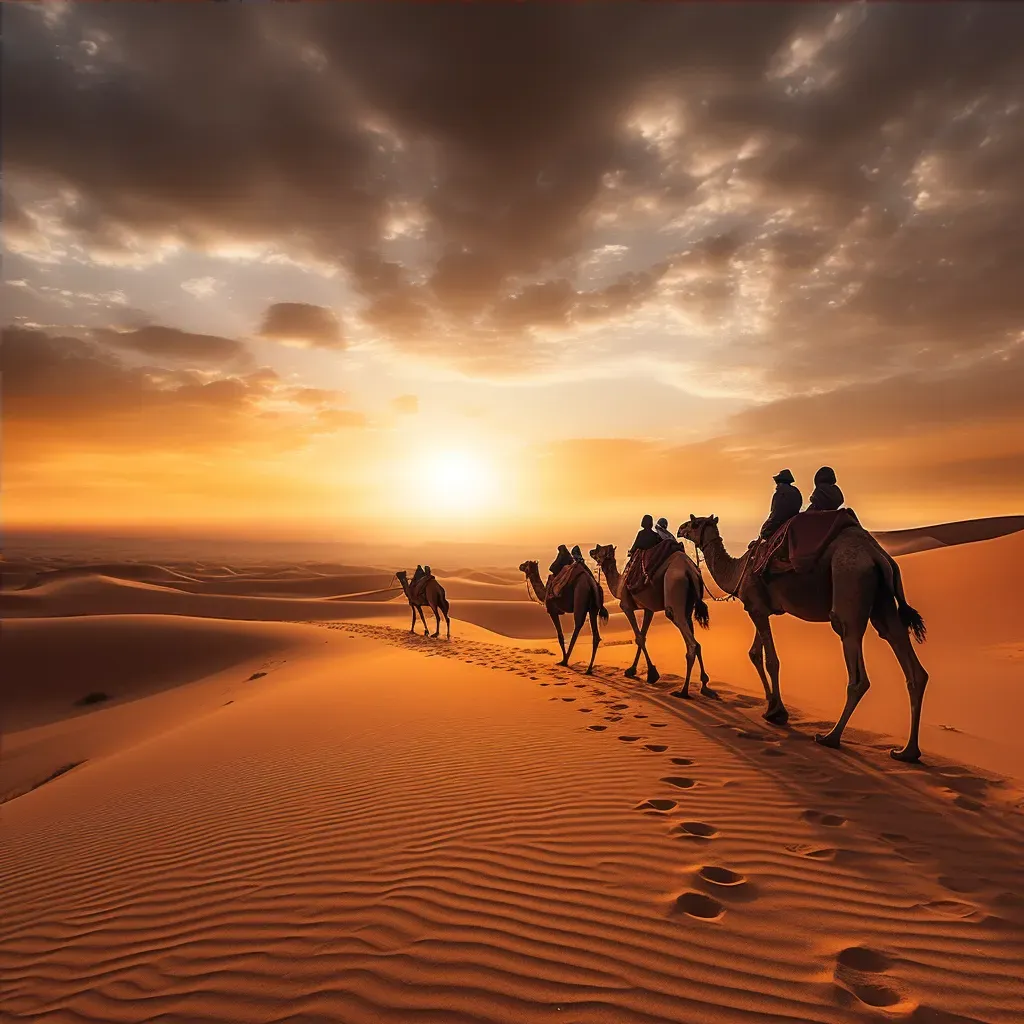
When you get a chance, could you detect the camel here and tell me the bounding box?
[519,559,608,673]
[677,514,929,762]
[590,544,712,699]
[395,569,451,639]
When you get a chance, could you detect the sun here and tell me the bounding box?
[416,449,498,514]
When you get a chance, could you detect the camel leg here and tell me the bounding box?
[550,610,569,664]
[409,605,417,634]
[748,632,772,701]
[430,601,441,638]
[873,601,929,763]
[443,606,451,640]
[619,600,646,678]
[815,613,871,750]
[635,609,660,685]
[751,612,789,724]
[417,605,431,636]
[584,604,601,675]
[563,587,589,667]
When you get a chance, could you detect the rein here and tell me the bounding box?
[685,524,745,603]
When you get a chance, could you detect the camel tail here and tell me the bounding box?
[871,544,927,644]
[693,596,710,630]
[596,584,609,623]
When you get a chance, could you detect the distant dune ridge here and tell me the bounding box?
[2,516,1023,1022]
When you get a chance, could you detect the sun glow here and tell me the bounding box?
[416,449,499,515]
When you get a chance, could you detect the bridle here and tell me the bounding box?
[682,519,743,603]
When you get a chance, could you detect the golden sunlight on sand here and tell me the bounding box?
[2,517,1023,1023]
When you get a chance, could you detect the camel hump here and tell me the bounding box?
[410,573,436,602]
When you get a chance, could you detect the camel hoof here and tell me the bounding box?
[700,685,720,700]
[890,746,921,764]
[671,688,692,700]
[814,732,841,749]
[763,706,789,725]
[623,667,637,678]
[646,669,661,686]
[585,668,594,676]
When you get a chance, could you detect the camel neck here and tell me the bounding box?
[599,555,622,599]
[526,565,547,601]
[700,534,746,596]
[396,574,411,598]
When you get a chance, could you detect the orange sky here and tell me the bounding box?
[4,4,1023,552]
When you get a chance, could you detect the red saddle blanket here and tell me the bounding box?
[623,538,677,592]
[410,574,436,603]
[751,508,861,577]
[546,562,594,602]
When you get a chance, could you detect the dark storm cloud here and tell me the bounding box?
[5,2,1024,384]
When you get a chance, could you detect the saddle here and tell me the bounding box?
[546,562,590,602]
[410,573,436,603]
[751,508,861,578]
[623,538,677,592]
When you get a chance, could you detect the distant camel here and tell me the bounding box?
[519,560,608,673]
[395,569,451,639]
[590,544,712,699]
[677,515,928,762]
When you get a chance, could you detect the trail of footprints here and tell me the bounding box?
[305,619,1012,1008]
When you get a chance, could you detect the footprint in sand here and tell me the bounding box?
[953,795,984,812]
[761,747,786,757]
[802,809,847,827]
[670,757,695,766]
[588,725,607,732]
[561,697,577,702]
[919,899,977,919]
[636,798,677,812]
[697,866,757,901]
[785,843,837,861]
[675,821,719,839]
[644,743,668,752]
[833,946,904,1011]
[612,703,629,710]
[673,891,724,921]
[606,715,623,722]
[634,713,649,719]
[650,722,668,728]
[662,776,697,789]
[619,735,642,743]
[539,682,550,686]
[578,708,593,713]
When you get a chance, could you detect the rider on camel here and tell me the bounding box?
[628,514,661,557]
[759,469,803,540]
[807,466,844,511]
[654,517,676,544]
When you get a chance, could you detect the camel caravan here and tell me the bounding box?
[398,465,930,762]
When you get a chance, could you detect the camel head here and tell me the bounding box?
[590,544,616,565]
[677,514,719,549]
[518,560,538,575]
[395,569,409,580]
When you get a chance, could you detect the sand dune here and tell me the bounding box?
[875,514,1024,556]
[2,621,1022,1023]
[1,616,318,802]
[20,561,201,587]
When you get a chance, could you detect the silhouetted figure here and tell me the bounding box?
[808,466,844,511]
[654,517,676,544]
[412,564,425,584]
[423,564,433,578]
[570,544,586,564]
[550,545,574,574]
[759,469,803,540]
[628,514,660,556]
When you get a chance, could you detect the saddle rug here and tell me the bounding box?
[546,562,591,602]
[409,574,436,603]
[751,508,861,577]
[623,538,678,592]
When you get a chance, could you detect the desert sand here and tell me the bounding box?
[2,518,1023,1023]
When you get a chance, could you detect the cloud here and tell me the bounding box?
[93,324,249,366]
[4,4,1024,388]
[181,276,221,299]
[2,326,366,464]
[391,394,418,415]
[257,303,343,349]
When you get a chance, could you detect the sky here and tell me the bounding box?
[4,2,1024,553]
